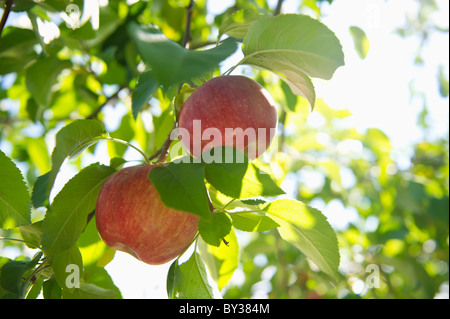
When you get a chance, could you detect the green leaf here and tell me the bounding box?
[41,163,116,256]
[35,119,107,207]
[31,172,50,208]
[198,212,232,247]
[349,26,370,59]
[0,150,31,229]
[38,0,67,12]
[241,14,345,108]
[19,221,43,249]
[171,252,215,299]
[10,0,36,12]
[61,282,118,299]
[99,60,127,86]
[264,199,340,280]
[0,260,30,297]
[128,22,238,87]
[132,70,159,119]
[230,212,279,232]
[25,137,50,174]
[243,14,344,79]
[0,258,12,298]
[81,265,122,299]
[25,56,72,106]
[438,65,449,97]
[198,229,239,291]
[280,79,298,112]
[52,120,107,161]
[219,9,263,40]
[166,259,180,298]
[43,277,62,299]
[0,27,38,75]
[204,148,285,200]
[77,216,115,268]
[26,276,44,299]
[0,252,42,297]
[149,160,211,221]
[240,197,267,206]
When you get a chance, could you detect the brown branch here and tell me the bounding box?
[86,88,123,120]
[273,0,284,16]
[0,0,13,41]
[181,0,194,48]
[149,121,177,162]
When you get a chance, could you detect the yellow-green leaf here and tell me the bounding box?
[349,26,370,59]
[264,199,340,280]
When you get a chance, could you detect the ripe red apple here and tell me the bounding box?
[95,164,199,265]
[178,75,278,159]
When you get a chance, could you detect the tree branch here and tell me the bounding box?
[0,0,13,41]
[148,121,176,162]
[181,0,194,48]
[86,87,123,120]
[274,0,284,16]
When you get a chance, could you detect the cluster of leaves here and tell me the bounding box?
[1,0,448,300]
[221,97,449,299]
[0,0,347,299]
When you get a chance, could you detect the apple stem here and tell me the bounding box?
[147,121,177,163]
[223,55,250,76]
[103,137,150,164]
[223,63,239,76]
[216,198,236,213]
[175,233,200,263]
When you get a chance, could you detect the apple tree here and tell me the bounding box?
[1,0,448,300]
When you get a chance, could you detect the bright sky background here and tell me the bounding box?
[0,0,448,298]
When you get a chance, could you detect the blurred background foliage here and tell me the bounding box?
[0,0,448,299]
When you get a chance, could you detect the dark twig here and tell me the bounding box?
[86,88,123,120]
[181,0,194,48]
[274,0,284,16]
[149,121,177,162]
[0,0,13,41]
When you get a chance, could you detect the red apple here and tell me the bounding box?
[95,164,199,265]
[178,75,278,159]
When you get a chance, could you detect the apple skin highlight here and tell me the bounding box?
[95,165,199,265]
[178,75,278,159]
